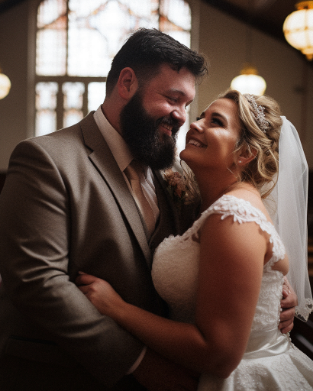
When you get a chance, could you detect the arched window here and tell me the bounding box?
[35,0,193,151]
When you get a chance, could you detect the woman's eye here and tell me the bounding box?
[212,118,222,126]
[196,116,202,121]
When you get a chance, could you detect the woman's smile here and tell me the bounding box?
[186,137,207,148]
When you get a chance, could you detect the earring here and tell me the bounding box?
[238,160,242,164]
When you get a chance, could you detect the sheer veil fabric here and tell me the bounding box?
[264,116,313,321]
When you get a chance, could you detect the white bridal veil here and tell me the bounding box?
[265,116,313,321]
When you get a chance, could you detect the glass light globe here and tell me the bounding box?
[283,1,313,60]
[230,64,267,95]
[0,73,11,99]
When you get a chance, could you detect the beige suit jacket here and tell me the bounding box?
[0,113,194,390]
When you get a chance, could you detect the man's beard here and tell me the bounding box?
[120,91,181,170]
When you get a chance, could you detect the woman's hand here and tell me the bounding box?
[76,273,124,319]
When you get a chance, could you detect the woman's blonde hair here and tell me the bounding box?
[219,89,283,198]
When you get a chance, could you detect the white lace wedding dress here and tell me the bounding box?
[152,195,313,390]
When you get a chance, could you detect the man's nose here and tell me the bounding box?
[171,107,187,126]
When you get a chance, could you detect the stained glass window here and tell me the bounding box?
[36,0,67,75]
[35,82,58,136]
[62,82,85,127]
[35,0,192,149]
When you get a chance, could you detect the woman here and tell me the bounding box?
[77,90,313,389]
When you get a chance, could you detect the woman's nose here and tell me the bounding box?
[190,119,203,132]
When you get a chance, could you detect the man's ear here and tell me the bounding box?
[237,146,257,166]
[117,67,138,100]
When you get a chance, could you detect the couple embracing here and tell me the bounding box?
[0,28,312,390]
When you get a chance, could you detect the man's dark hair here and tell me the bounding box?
[106,28,208,96]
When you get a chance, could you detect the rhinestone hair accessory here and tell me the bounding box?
[245,94,270,133]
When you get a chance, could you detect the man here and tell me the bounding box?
[0,29,295,390]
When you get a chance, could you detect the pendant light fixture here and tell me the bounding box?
[0,68,11,99]
[283,1,313,60]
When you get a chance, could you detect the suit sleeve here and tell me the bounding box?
[0,139,144,388]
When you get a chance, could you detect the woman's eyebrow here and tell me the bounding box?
[211,112,227,123]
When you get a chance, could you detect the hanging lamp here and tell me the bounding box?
[231,63,267,95]
[0,68,11,99]
[283,1,313,60]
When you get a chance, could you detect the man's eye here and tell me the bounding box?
[168,97,178,103]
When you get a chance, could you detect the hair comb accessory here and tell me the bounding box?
[245,94,270,133]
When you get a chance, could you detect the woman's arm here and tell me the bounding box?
[77,215,266,378]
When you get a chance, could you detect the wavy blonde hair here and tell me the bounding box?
[219,90,282,198]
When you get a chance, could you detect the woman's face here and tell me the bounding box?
[180,98,242,172]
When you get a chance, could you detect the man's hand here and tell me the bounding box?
[133,349,199,391]
[279,277,298,334]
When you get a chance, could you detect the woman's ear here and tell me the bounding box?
[117,67,138,100]
[237,146,257,166]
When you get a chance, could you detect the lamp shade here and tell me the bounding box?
[230,64,267,95]
[283,1,313,60]
[0,72,11,99]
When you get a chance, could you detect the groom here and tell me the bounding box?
[0,28,296,391]
[0,28,205,391]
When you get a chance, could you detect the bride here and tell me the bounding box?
[76,90,313,389]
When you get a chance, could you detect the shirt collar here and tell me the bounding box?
[93,105,133,172]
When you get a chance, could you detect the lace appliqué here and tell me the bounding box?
[296,298,313,322]
[234,350,313,391]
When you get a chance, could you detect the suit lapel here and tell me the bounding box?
[80,113,151,264]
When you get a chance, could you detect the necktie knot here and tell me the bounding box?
[126,160,145,182]
[125,160,156,238]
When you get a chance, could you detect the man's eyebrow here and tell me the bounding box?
[166,88,192,98]
[165,89,194,105]
[166,88,185,95]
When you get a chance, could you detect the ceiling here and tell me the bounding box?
[0,0,303,54]
[0,0,26,13]
[203,0,298,44]
[203,0,313,66]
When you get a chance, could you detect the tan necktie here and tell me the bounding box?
[125,160,156,238]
